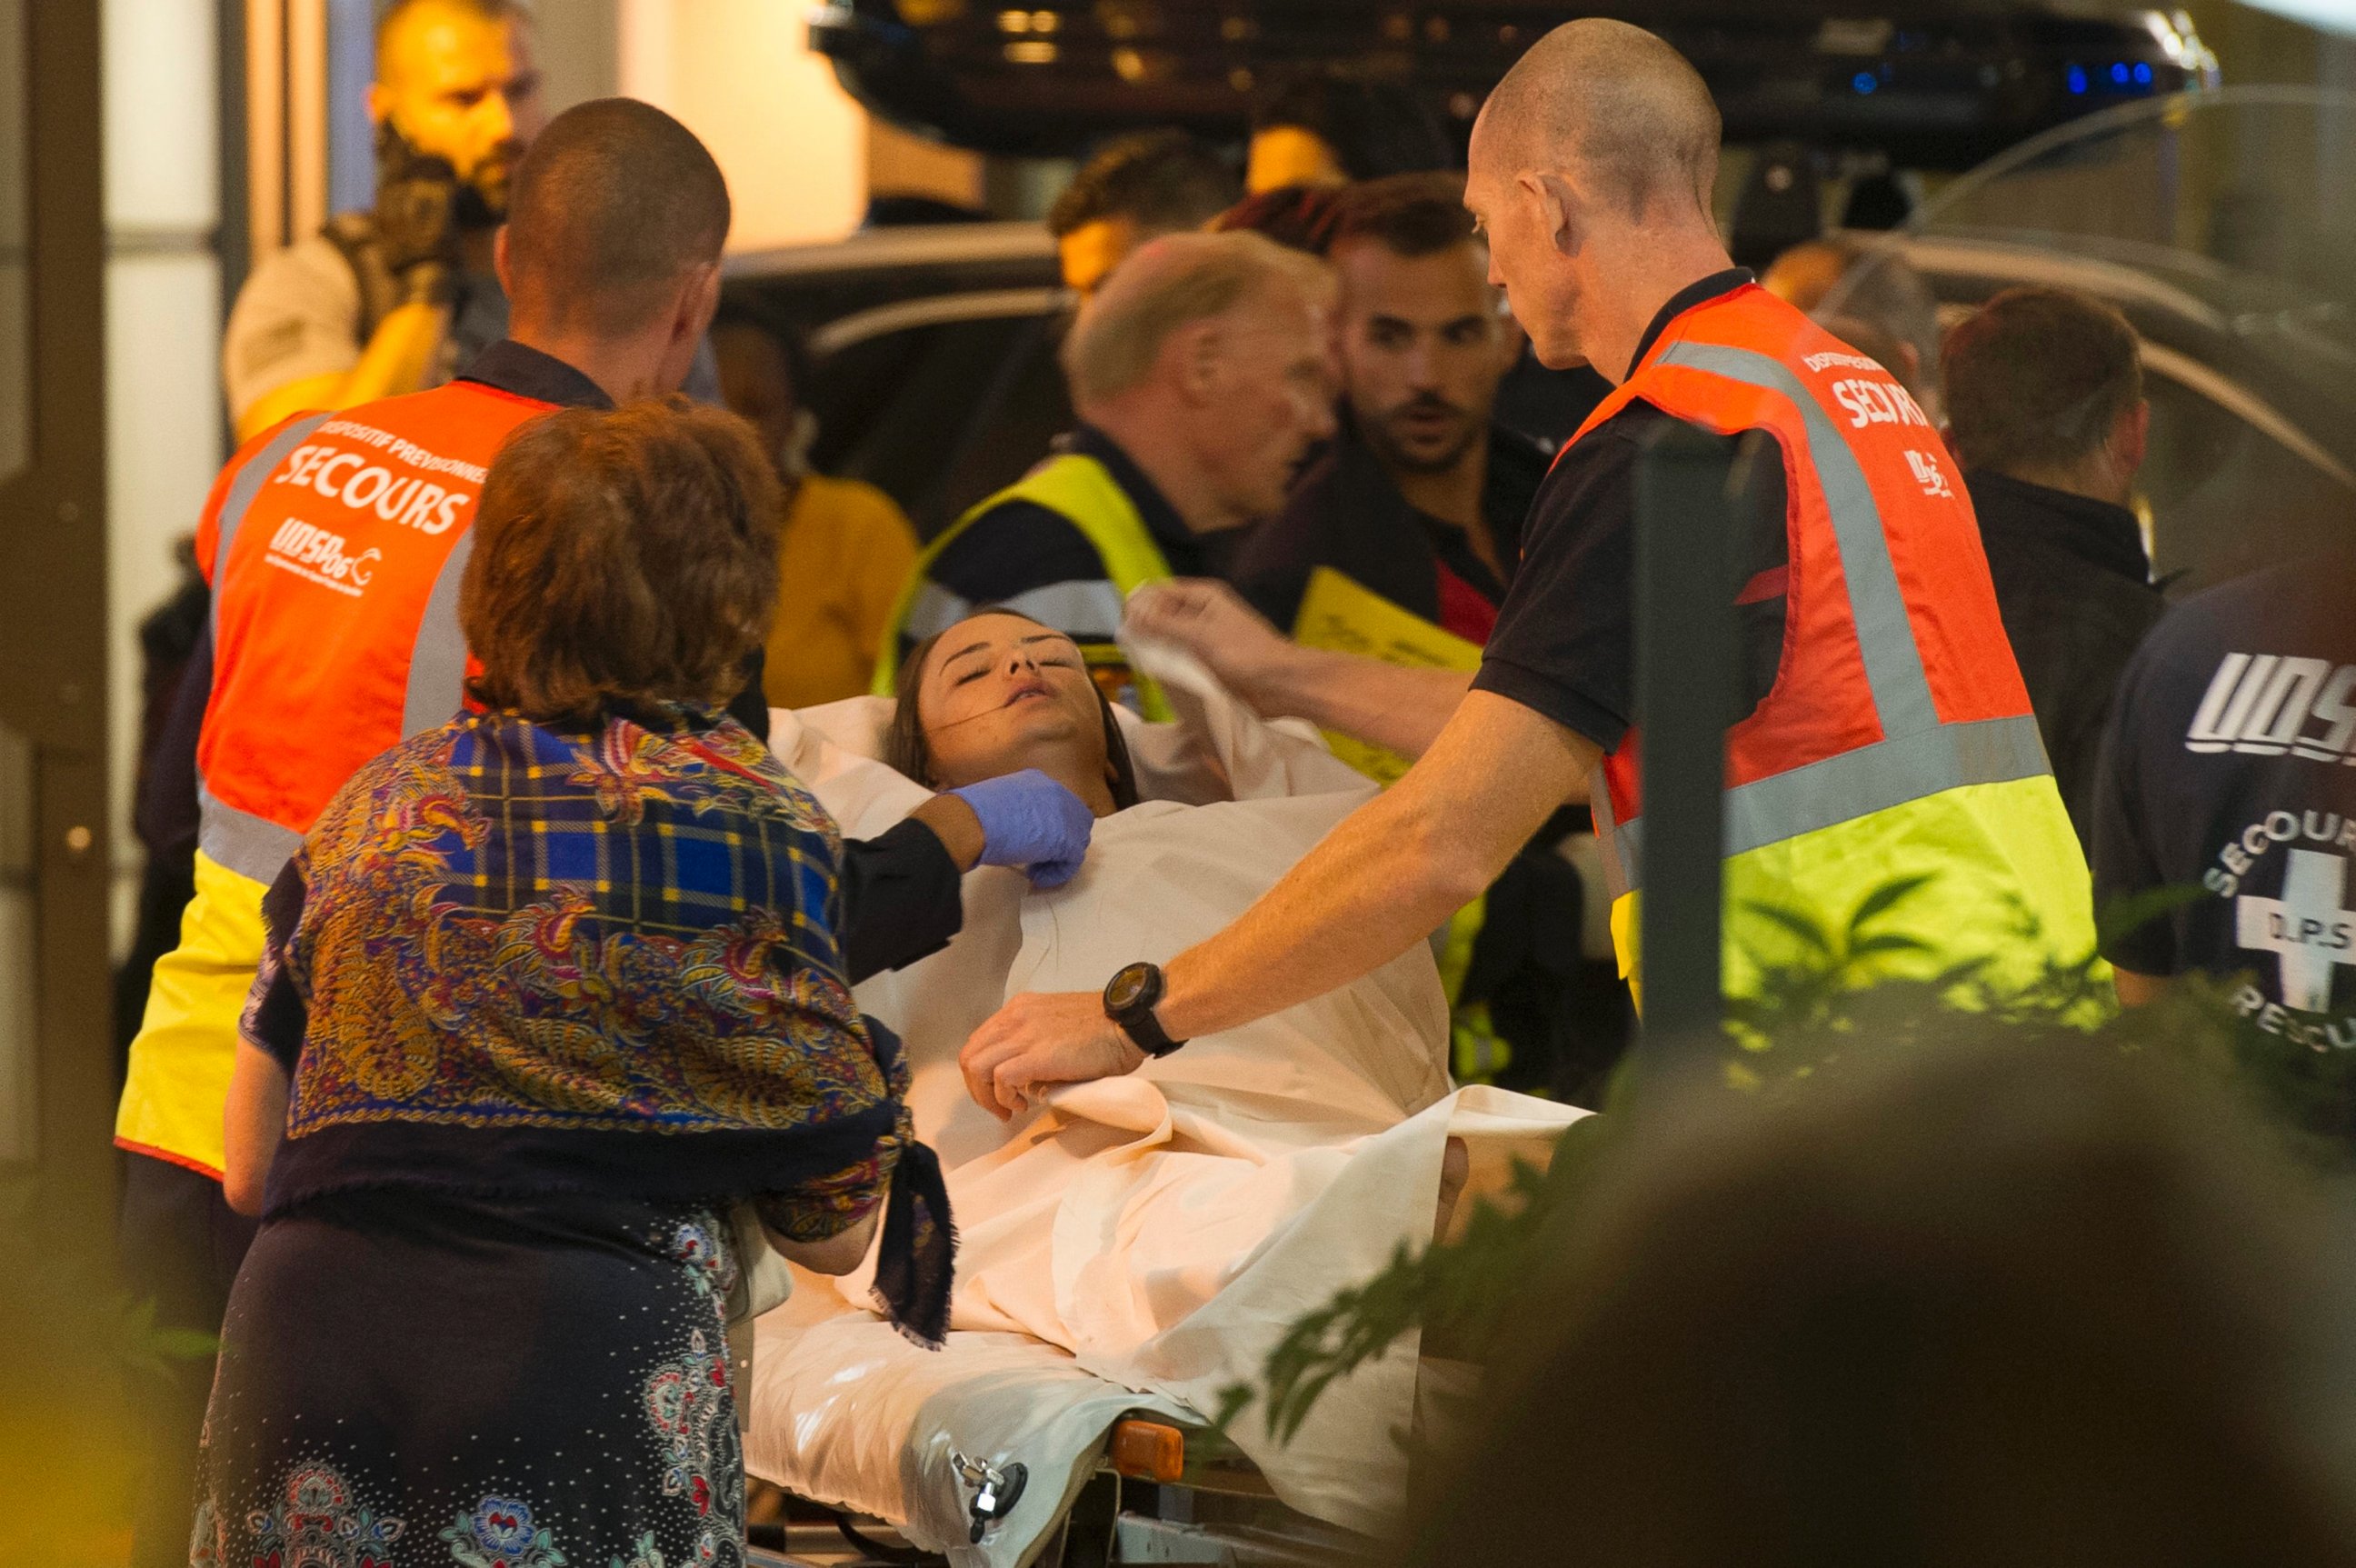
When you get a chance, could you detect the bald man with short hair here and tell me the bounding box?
[957,20,2094,1115]
[879,229,1336,715]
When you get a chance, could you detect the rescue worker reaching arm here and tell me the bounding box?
[225,0,543,443]
[955,20,2098,1117]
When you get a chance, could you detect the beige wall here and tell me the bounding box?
[615,0,866,252]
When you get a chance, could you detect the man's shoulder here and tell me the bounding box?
[230,232,364,322]
[929,498,1106,602]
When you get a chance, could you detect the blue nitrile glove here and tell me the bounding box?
[948,769,1094,889]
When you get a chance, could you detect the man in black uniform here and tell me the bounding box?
[2093,553,2356,1044]
[1946,286,2165,849]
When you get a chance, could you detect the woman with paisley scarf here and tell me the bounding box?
[190,399,1011,1568]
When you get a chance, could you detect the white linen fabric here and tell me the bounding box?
[748,637,1583,1553]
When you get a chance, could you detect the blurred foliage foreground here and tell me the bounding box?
[0,1179,215,1568]
[1218,875,2356,1446]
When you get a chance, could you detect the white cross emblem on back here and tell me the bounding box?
[2236,849,2356,1013]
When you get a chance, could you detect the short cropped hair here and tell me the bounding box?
[1048,131,1239,241]
[1482,20,1721,221]
[1943,287,2144,476]
[374,0,523,62]
[1327,171,1477,258]
[1060,230,1333,408]
[462,398,782,720]
[1253,69,1454,181]
[502,99,730,337]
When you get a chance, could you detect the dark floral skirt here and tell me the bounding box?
[188,1188,745,1568]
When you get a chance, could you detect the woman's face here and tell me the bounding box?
[915,614,1109,789]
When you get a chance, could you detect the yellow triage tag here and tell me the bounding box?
[1291,568,1507,1080]
[1290,565,1483,786]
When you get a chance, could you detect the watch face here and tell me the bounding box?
[1106,963,1153,1013]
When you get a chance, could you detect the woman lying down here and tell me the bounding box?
[754,608,1582,1536]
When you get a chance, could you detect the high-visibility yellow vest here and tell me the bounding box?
[873,454,1177,719]
[1572,284,2097,1003]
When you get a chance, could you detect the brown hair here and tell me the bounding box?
[461,397,781,721]
[1943,286,2143,476]
[885,612,1142,810]
[1327,171,1477,259]
[1048,129,1239,241]
[503,98,731,337]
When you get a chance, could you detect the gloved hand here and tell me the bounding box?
[947,769,1094,889]
[374,124,462,306]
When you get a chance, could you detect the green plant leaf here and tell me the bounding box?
[1741,900,1834,954]
[1845,873,1937,936]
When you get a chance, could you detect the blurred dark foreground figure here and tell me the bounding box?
[1412,1038,2356,1568]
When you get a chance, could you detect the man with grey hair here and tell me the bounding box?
[956,19,2093,1116]
[877,229,1336,716]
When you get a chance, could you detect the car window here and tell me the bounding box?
[808,309,1073,538]
[2142,367,2355,591]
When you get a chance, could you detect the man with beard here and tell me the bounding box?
[1232,173,1545,644]
[223,0,543,442]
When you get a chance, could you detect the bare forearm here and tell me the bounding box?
[1157,692,1596,1042]
[223,1041,290,1217]
[1158,784,1487,1041]
[1251,649,1472,761]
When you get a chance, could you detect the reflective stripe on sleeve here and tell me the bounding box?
[205,412,334,644]
[1602,713,2052,893]
[1653,343,1941,738]
[197,782,305,886]
[402,530,474,735]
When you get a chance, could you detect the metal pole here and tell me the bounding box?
[1632,422,1742,1049]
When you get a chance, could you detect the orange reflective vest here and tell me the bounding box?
[116,379,553,1176]
[1572,285,2095,997]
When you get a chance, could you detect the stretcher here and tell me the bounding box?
[740,1297,1425,1567]
[748,638,1578,1564]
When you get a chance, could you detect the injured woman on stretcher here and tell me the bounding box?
[745,608,1583,1558]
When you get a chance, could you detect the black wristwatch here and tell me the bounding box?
[1103,961,1187,1057]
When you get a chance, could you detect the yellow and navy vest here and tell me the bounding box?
[874,453,1176,718]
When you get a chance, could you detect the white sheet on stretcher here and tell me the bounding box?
[745,637,1585,1562]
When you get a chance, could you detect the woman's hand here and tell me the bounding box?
[959,992,1146,1120]
[1124,579,1302,714]
[760,1207,879,1276]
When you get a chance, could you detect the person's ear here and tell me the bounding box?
[1527,170,1581,259]
[2118,396,2151,478]
[677,263,723,346]
[366,81,393,128]
[1173,318,1224,404]
[493,225,513,297]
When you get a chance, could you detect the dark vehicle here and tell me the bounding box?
[812,0,2212,168]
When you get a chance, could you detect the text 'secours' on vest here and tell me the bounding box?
[1568,285,2095,1002]
[116,380,554,1176]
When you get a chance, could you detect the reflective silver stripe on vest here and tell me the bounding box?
[906,576,1128,645]
[195,413,338,886]
[1596,345,2050,898]
[402,530,474,735]
[1602,713,2052,889]
[1653,343,1940,739]
[198,783,305,885]
[205,413,335,649]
